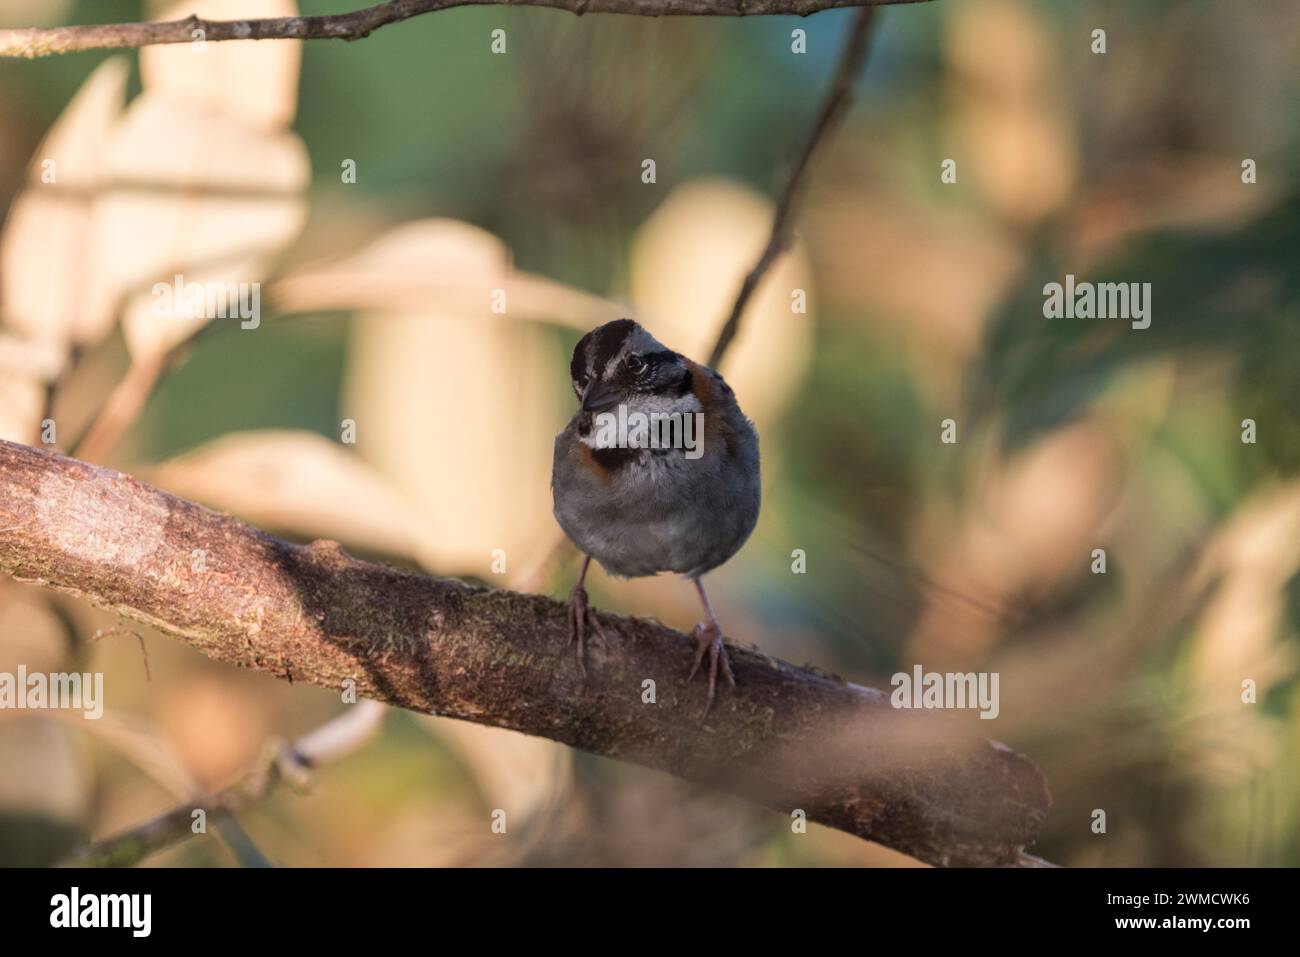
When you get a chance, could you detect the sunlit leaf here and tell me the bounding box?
[147,429,428,561]
[142,0,301,133]
[96,92,309,362]
[0,57,127,350]
[271,219,624,327]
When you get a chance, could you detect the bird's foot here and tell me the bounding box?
[567,583,606,678]
[688,621,736,714]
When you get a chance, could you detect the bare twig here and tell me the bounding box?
[70,355,168,464]
[70,311,226,463]
[707,5,879,368]
[1,440,1049,867]
[70,700,388,866]
[0,0,928,59]
[89,624,152,681]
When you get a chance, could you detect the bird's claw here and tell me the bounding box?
[688,622,736,714]
[567,583,606,677]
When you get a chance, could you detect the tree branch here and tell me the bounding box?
[707,4,877,368]
[0,439,1049,866]
[0,0,928,59]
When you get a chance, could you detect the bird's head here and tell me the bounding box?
[569,318,697,417]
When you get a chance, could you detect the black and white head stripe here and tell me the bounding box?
[569,319,699,403]
[571,318,637,387]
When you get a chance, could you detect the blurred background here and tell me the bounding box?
[1,0,1298,867]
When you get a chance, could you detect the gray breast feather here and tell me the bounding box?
[551,410,760,579]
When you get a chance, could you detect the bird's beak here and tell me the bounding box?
[581,379,622,413]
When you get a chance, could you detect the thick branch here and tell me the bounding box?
[0,0,928,59]
[0,440,1049,866]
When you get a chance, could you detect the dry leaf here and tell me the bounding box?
[157,677,269,787]
[142,0,301,133]
[0,57,127,349]
[0,717,90,825]
[811,188,1024,365]
[944,0,1077,224]
[119,257,270,361]
[95,92,308,362]
[1189,482,1300,710]
[147,430,429,561]
[68,711,197,800]
[0,372,43,443]
[0,332,65,381]
[272,219,625,327]
[346,311,564,575]
[423,717,571,822]
[0,585,69,674]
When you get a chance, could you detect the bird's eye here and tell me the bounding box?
[626,354,646,375]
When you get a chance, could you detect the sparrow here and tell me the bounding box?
[551,318,761,710]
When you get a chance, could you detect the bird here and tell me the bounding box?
[551,318,761,710]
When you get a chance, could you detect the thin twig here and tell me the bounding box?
[90,624,152,681]
[70,700,388,866]
[70,316,224,464]
[0,0,928,59]
[707,5,880,369]
[69,355,167,464]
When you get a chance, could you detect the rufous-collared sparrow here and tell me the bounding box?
[551,318,761,710]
